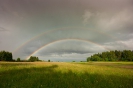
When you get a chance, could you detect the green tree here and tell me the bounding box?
[48,59,50,62]
[28,56,40,62]
[0,51,13,61]
[115,50,121,61]
[87,57,91,62]
[87,50,133,61]
[17,58,21,62]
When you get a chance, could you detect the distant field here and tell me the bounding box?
[0,62,133,88]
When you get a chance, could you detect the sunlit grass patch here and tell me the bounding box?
[0,62,133,88]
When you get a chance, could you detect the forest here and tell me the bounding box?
[87,50,133,61]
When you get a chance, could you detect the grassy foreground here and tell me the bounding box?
[0,62,133,88]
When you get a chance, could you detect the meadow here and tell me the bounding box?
[0,62,133,88]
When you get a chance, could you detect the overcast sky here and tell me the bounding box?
[0,0,133,61]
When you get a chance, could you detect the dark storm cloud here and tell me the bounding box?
[35,40,106,57]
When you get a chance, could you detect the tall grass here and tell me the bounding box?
[0,62,133,88]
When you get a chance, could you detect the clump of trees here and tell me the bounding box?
[17,58,21,62]
[87,50,133,61]
[28,56,40,62]
[0,50,42,62]
[0,51,13,61]
[48,59,50,62]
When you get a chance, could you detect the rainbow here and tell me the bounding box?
[13,27,117,55]
[13,27,68,54]
[26,38,110,60]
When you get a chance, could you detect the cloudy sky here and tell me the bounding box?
[0,0,133,61]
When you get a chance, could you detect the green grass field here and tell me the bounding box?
[0,62,133,88]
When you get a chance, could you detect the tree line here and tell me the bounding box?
[1,50,133,62]
[87,50,133,61]
[0,51,13,61]
[0,50,41,62]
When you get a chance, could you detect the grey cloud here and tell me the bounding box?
[103,39,133,50]
[83,9,133,31]
[0,0,133,61]
[0,27,8,32]
[82,7,133,45]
